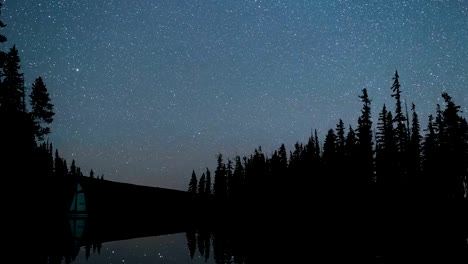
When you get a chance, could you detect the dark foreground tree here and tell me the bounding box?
[357,88,374,187]
[1,45,25,113]
[30,76,55,140]
[188,170,198,194]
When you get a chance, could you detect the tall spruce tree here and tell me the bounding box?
[289,142,303,175]
[322,129,337,174]
[188,170,198,194]
[231,156,245,202]
[214,154,227,201]
[205,168,212,195]
[422,114,438,196]
[439,93,466,199]
[336,119,346,156]
[357,88,374,186]
[30,76,54,140]
[335,120,347,189]
[345,125,358,179]
[1,45,25,113]
[251,147,267,198]
[303,132,317,173]
[278,143,288,172]
[314,129,321,159]
[198,173,206,196]
[408,103,422,193]
[226,159,233,200]
[375,104,397,190]
[391,70,407,151]
[390,71,408,189]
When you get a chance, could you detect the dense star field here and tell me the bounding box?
[3,0,467,190]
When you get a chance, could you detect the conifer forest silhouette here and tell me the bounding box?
[1,3,467,263]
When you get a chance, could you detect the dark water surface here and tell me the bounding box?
[35,213,468,264]
[68,233,213,264]
[17,197,468,264]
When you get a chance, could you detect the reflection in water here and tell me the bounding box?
[35,215,215,264]
[69,218,86,252]
[68,234,214,264]
[31,213,468,264]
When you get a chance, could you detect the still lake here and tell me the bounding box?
[38,215,468,264]
[68,233,214,264]
[40,217,219,264]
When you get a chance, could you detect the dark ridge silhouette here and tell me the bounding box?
[79,176,196,227]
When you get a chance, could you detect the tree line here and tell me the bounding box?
[186,72,468,263]
[188,71,468,211]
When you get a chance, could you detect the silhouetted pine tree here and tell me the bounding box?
[342,125,358,191]
[231,156,245,203]
[422,115,434,157]
[335,119,346,162]
[335,120,347,193]
[205,168,212,195]
[70,160,77,179]
[30,77,54,140]
[254,147,267,190]
[407,103,422,194]
[422,111,443,198]
[54,149,63,177]
[431,104,446,199]
[322,129,337,175]
[289,142,303,176]
[438,93,466,199]
[0,45,35,184]
[302,131,321,191]
[242,147,267,206]
[188,170,198,195]
[1,45,25,113]
[357,88,374,187]
[391,70,407,152]
[314,129,321,160]
[226,159,233,200]
[322,128,338,196]
[278,144,288,172]
[46,142,54,177]
[375,104,397,193]
[0,7,30,212]
[198,173,206,196]
[390,70,408,188]
[214,154,227,202]
[268,150,281,196]
[55,151,70,209]
[335,119,347,179]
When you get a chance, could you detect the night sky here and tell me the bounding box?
[3,0,467,190]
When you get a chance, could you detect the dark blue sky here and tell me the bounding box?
[3,0,467,190]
